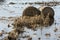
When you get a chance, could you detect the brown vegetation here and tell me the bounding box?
[13,14,54,29]
[7,6,55,40]
[28,37,32,40]
[39,6,55,18]
[13,15,44,29]
[45,33,51,37]
[8,29,18,40]
[13,6,54,29]
[22,6,41,17]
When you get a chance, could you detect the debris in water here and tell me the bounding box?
[28,37,32,40]
[4,37,9,40]
[58,36,60,38]
[22,35,30,38]
[0,32,3,36]
[45,33,51,37]
[1,30,7,34]
[9,2,16,5]
[38,38,41,40]
[9,11,15,13]
[8,24,11,28]
[54,28,58,32]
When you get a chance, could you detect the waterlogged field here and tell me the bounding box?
[0,0,60,40]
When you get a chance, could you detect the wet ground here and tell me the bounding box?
[0,0,60,40]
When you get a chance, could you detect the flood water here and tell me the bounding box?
[0,0,60,40]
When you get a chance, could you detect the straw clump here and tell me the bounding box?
[13,15,44,29]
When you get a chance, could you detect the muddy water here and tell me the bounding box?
[0,0,60,40]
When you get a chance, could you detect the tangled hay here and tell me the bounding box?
[39,6,55,18]
[8,6,55,40]
[12,6,55,30]
[13,6,55,30]
[13,15,54,29]
[13,16,43,29]
[22,6,41,17]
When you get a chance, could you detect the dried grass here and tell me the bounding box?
[7,6,55,40]
[13,14,54,29]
